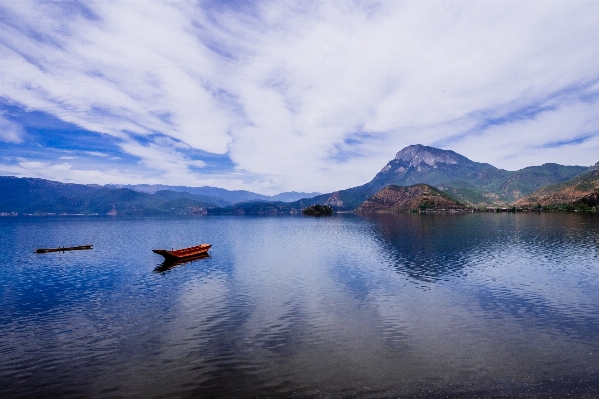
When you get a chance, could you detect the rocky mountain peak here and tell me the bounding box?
[394,144,469,167]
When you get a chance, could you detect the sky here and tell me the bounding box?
[1,0,599,195]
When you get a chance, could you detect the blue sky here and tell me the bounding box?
[1,0,599,194]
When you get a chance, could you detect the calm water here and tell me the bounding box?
[1,213,599,398]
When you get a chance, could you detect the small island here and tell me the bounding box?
[302,204,333,216]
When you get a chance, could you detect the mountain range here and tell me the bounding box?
[0,177,321,215]
[1,144,596,215]
[0,177,222,215]
[107,184,321,204]
[307,145,590,211]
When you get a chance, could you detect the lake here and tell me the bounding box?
[1,213,599,398]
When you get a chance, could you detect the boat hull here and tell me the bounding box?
[152,244,211,261]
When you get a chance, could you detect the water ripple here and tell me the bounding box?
[1,214,599,398]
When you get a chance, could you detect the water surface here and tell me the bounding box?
[1,213,599,398]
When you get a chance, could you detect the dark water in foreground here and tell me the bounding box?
[1,213,599,398]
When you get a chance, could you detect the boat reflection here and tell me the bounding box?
[153,253,211,273]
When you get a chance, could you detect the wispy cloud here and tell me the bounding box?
[539,133,596,149]
[0,113,25,143]
[1,1,599,192]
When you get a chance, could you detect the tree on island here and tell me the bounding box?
[302,204,333,216]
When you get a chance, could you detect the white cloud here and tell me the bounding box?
[448,98,599,170]
[0,159,144,185]
[1,1,599,193]
[0,0,234,149]
[0,114,24,143]
[0,156,267,192]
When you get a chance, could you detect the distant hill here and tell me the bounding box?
[207,201,301,215]
[307,145,588,210]
[514,163,599,208]
[150,190,229,207]
[356,184,468,213]
[109,184,321,204]
[0,176,321,216]
[0,176,222,215]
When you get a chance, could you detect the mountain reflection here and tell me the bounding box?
[361,212,599,283]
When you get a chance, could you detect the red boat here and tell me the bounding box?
[152,244,212,261]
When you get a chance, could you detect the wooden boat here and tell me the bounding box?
[35,245,93,253]
[152,244,212,261]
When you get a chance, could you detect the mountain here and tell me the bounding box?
[514,163,599,209]
[0,176,222,215]
[307,145,588,210]
[109,184,321,204]
[356,184,468,213]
